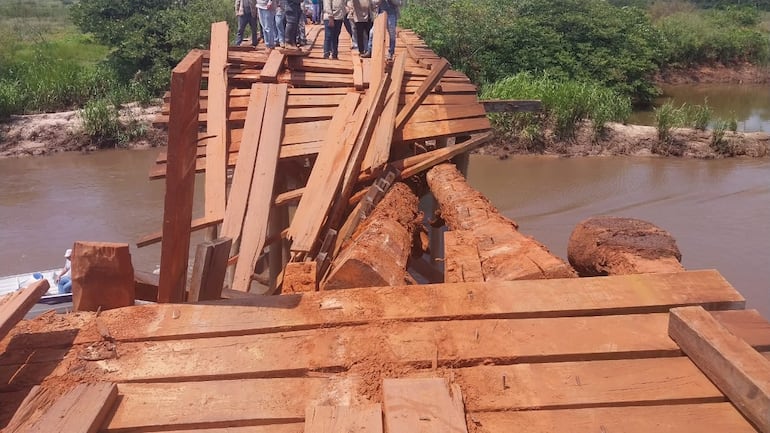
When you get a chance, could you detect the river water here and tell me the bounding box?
[0,149,768,316]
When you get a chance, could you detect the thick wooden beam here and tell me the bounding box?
[0,279,48,340]
[232,84,288,291]
[669,306,770,432]
[204,21,229,222]
[304,405,382,433]
[480,99,542,113]
[189,237,233,302]
[85,271,748,343]
[383,378,467,433]
[260,50,286,83]
[362,53,406,172]
[157,50,202,303]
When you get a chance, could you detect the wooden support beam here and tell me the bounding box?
[395,58,450,129]
[352,52,364,91]
[157,50,202,303]
[136,216,221,248]
[286,93,360,254]
[443,230,483,283]
[72,241,135,311]
[16,383,117,433]
[324,183,420,290]
[427,163,576,281]
[189,237,233,302]
[0,279,48,340]
[204,21,229,222]
[669,306,770,432]
[304,405,382,433]
[260,50,286,83]
[480,99,542,113]
[232,84,288,292]
[383,378,468,433]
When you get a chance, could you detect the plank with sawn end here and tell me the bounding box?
[106,378,348,431]
[220,84,269,243]
[455,357,726,412]
[383,378,467,433]
[91,270,747,342]
[0,279,49,340]
[157,50,202,303]
[232,83,288,291]
[304,405,382,433]
[204,21,229,222]
[287,93,360,253]
[261,49,286,83]
[469,403,758,433]
[669,306,770,432]
[19,383,117,433]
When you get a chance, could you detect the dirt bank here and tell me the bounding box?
[478,122,770,159]
[0,104,166,158]
[655,63,770,85]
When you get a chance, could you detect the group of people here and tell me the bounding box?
[234,0,402,61]
[234,0,308,51]
[322,0,401,60]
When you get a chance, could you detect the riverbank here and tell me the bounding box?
[0,104,165,158]
[478,122,770,159]
[655,62,770,85]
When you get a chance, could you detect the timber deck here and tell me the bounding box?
[2,20,770,433]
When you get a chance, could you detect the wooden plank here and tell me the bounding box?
[456,357,725,411]
[444,230,483,283]
[669,306,770,432]
[136,216,221,248]
[352,52,364,91]
[106,378,343,431]
[382,378,467,433]
[362,53,406,171]
[304,405,382,433]
[287,93,360,253]
[19,383,117,433]
[220,84,269,243]
[395,116,491,143]
[204,21,229,222]
[470,403,758,433]
[80,271,747,342]
[370,13,387,89]
[161,426,302,433]
[232,84,288,292]
[0,279,49,340]
[66,311,770,384]
[480,99,542,113]
[395,58,450,130]
[158,50,202,303]
[260,50,286,83]
[188,237,232,302]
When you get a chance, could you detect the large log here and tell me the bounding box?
[426,163,576,281]
[568,216,684,277]
[72,241,135,311]
[324,183,421,290]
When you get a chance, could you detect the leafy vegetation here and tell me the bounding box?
[79,98,147,148]
[482,73,632,145]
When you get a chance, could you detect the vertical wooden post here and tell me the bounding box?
[451,135,471,177]
[157,50,203,303]
[189,237,233,302]
[268,173,289,292]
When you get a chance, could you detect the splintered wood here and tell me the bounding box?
[146,20,492,295]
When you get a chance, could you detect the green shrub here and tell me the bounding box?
[654,101,680,142]
[79,98,146,148]
[482,73,632,143]
[710,119,734,155]
[681,101,712,130]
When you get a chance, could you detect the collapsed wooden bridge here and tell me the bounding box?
[1,19,770,433]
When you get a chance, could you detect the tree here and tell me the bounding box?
[71,0,233,90]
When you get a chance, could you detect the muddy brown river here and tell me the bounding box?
[1,149,768,316]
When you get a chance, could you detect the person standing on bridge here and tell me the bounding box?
[283,0,304,51]
[373,0,400,60]
[347,0,374,56]
[323,0,345,59]
[275,0,287,48]
[235,0,260,47]
[256,0,278,51]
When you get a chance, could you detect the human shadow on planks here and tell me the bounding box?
[0,329,78,427]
